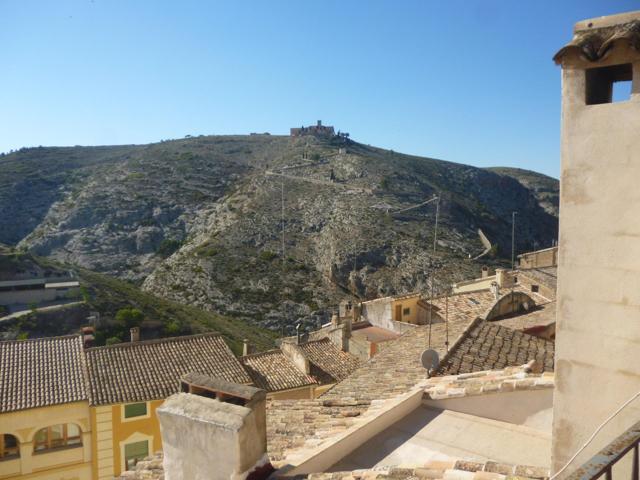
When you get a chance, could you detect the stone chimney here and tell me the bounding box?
[158,374,269,480]
[495,269,514,288]
[331,313,339,328]
[130,327,140,343]
[481,265,489,278]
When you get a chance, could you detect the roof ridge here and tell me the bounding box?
[85,332,222,351]
[0,333,83,345]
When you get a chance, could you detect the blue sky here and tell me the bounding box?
[1,1,638,178]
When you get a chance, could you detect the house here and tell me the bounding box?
[0,331,252,480]
[84,332,252,479]
[0,335,92,480]
[241,338,360,399]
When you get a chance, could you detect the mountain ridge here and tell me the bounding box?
[1,134,558,333]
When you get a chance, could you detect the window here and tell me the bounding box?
[0,434,19,460]
[124,440,149,470]
[531,285,539,293]
[33,424,81,453]
[124,403,148,419]
[403,308,411,316]
[586,64,633,105]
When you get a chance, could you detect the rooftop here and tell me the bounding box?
[0,334,88,413]
[297,338,361,384]
[86,333,251,405]
[435,320,555,376]
[241,349,318,393]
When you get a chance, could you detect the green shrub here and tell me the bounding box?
[106,336,122,346]
[157,239,183,258]
[259,250,277,262]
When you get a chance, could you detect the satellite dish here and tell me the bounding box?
[421,349,440,373]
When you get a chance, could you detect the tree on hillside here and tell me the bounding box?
[115,307,144,329]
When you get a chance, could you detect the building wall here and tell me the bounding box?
[551,47,640,476]
[518,247,558,269]
[453,276,497,294]
[0,402,92,480]
[91,399,164,479]
[268,386,315,400]
[391,296,422,324]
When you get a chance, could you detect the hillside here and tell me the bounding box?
[0,249,276,353]
[1,134,559,333]
[487,167,559,217]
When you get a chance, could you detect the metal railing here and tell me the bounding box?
[565,421,640,480]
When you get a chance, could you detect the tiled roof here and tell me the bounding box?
[427,289,497,325]
[86,333,251,405]
[435,321,555,376]
[322,314,476,403]
[0,335,88,413]
[425,363,554,400]
[297,338,360,384]
[241,349,317,392]
[493,300,556,331]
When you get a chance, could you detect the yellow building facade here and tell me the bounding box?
[89,400,164,480]
[0,402,92,480]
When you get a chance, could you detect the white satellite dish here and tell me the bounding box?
[421,349,440,373]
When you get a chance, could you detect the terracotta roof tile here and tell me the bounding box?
[435,321,555,376]
[86,333,251,405]
[0,335,88,413]
[241,349,317,392]
[297,338,360,383]
[425,364,555,400]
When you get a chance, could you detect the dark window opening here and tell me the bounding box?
[403,308,410,316]
[586,64,633,105]
[531,285,540,293]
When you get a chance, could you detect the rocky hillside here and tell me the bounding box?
[1,135,558,333]
[0,248,276,352]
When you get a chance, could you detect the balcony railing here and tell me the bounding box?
[566,421,640,480]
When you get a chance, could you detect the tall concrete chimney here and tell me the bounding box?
[158,374,270,480]
[130,327,140,343]
[551,11,640,477]
[242,339,253,356]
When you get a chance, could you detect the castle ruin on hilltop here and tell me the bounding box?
[290,120,335,138]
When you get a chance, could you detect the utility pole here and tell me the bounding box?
[511,211,518,271]
[281,178,285,267]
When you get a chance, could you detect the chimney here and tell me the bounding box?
[495,268,513,288]
[159,374,270,480]
[331,313,339,328]
[130,327,140,343]
[481,265,489,278]
[490,281,500,300]
[295,322,302,345]
[242,339,253,356]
